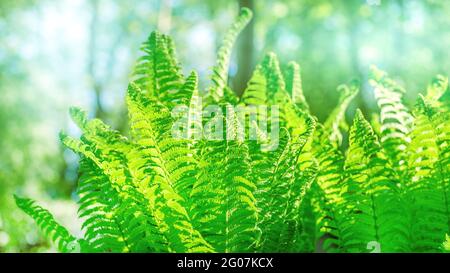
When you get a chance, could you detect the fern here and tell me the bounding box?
[285,61,309,112]
[444,235,450,252]
[208,7,253,102]
[311,84,358,251]
[406,94,450,252]
[15,8,450,253]
[369,66,413,173]
[323,81,359,145]
[190,105,259,252]
[14,196,78,252]
[340,110,409,252]
[132,31,184,105]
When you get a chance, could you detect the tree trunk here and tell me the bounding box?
[233,0,255,97]
[87,0,105,120]
[346,7,369,117]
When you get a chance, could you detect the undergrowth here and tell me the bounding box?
[15,8,450,253]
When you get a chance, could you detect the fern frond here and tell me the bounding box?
[341,110,409,252]
[287,156,318,252]
[208,8,252,101]
[65,104,213,253]
[369,66,413,172]
[190,105,258,252]
[285,61,309,112]
[260,52,288,104]
[132,31,184,105]
[312,93,364,252]
[61,132,163,252]
[240,67,267,106]
[240,52,289,106]
[426,75,448,102]
[405,95,450,252]
[443,234,450,252]
[127,86,213,252]
[14,196,78,252]
[323,81,359,145]
[311,124,347,252]
[258,121,316,252]
[126,83,198,197]
[240,52,293,136]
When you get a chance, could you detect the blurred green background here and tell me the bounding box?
[0,0,449,252]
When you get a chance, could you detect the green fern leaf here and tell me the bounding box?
[132,31,184,105]
[405,95,450,252]
[285,61,309,112]
[190,105,258,252]
[14,196,78,253]
[323,81,359,146]
[208,8,252,101]
[369,66,413,172]
[341,110,409,252]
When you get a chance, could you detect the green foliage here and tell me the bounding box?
[208,7,253,102]
[14,196,78,253]
[444,235,450,252]
[16,8,450,253]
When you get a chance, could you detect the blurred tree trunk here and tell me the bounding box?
[348,24,367,111]
[395,0,406,72]
[345,3,369,117]
[87,0,127,124]
[87,0,104,120]
[233,0,255,97]
[158,0,172,33]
